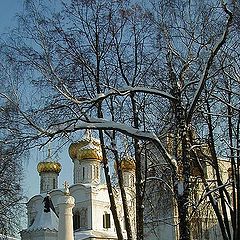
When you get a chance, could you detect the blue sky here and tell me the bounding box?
[0,1,40,198]
[0,1,23,33]
[0,0,73,199]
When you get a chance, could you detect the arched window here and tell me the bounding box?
[130,175,134,187]
[40,179,43,191]
[77,167,81,182]
[123,218,126,230]
[95,165,99,179]
[124,173,130,187]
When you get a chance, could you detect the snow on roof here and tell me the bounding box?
[74,230,117,240]
[80,143,97,150]
[26,205,59,232]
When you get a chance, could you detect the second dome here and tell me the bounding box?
[69,131,103,162]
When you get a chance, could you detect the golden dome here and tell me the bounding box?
[77,143,102,161]
[115,156,135,172]
[121,156,135,171]
[69,132,103,161]
[37,161,62,174]
[69,140,89,160]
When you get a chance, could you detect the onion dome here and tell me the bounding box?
[115,156,136,172]
[77,142,102,161]
[37,161,62,175]
[69,130,103,161]
[69,139,90,160]
[120,156,135,171]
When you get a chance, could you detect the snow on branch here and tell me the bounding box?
[45,117,175,169]
[146,176,174,193]
[54,86,177,105]
[203,181,231,203]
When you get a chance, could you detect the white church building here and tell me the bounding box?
[18,130,226,240]
[20,132,136,240]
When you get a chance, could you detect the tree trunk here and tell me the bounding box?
[95,30,123,239]
[131,94,144,240]
[99,129,124,240]
[135,139,144,240]
[173,85,191,240]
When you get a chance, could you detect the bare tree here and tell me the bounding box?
[0,0,237,240]
[0,46,26,237]
[0,98,25,236]
[198,45,240,240]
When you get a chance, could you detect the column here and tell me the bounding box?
[58,188,75,240]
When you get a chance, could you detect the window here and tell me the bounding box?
[82,167,85,180]
[103,213,111,229]
[73,211,80,230]
[94,165,99,179]
[73,208,88,230]
[77,169,80,182]
[123,218,126,230]
[40,179,43,191]
[53,178,56,189]
[130,175,134,187]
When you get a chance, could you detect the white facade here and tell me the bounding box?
[21,182,132,240]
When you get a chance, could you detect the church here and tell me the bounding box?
[19,130,230,240]
[20,131,136,240]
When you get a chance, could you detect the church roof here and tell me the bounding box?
[27,208,58,232]
[24,195,59,233]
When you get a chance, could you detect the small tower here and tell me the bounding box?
[69,130,102,184]
[37,150,62,194]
